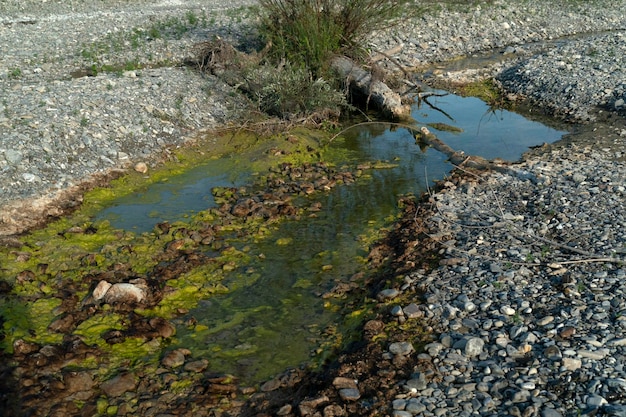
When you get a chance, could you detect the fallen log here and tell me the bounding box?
[331,56,411,120]
[332,121,536,182]
[415,126,539,183]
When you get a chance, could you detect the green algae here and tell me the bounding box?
[73,313,125,348]
[0,125,392,386]
[0,297,63,350]
[456,78,505,106]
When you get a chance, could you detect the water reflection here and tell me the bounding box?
[96,158,249,231]
[95,90,566,382]
[412,89,565,161]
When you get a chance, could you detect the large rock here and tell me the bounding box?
[92,280,147,304]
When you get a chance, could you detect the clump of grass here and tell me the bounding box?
[258,0,413,76]
[195,1,414,123]
[245,63,348,121]
[196,38,349,122]
[458,79,505,106]
[8,68,22,79]
[218,0,411,122]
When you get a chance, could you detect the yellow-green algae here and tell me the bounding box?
[0,297,63,346]
[456,78,505,106]
[0,126,392,385]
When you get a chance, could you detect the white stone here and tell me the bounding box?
[464,337,484,357]
[104,283,146,304]
[92,280,112,300]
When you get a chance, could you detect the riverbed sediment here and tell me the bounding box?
[1,1,626,417]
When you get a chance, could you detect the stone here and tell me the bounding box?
[323,404,345,416]
[149,317,176,338]
[260,378,281,392]
[103,282,146,304]
[403,303,422,318]
[561,358,582,371]
[13,339,39,355]
[378,288,400,301]
[134,161,148,173]
[4,149,23,165]
[602,404,626,417]
[183,359,208,373]
[161,348,188,368]
[511,389,531,403]
[392,399,407,410]
[609,338,626,347]
[578,349,608,360]
[339,388,360,401]
[406,372,428,391]
[558,326,576,339]
[64,371,94,393]
[389,341,414,356]
[406,400,427,414]
[100,372,136,397]
[92,280,112,300]
[537,316,555,326]
[464,337,484,357]
[276,404,292,416]
[541,407,563,417]
[333,377,357,389]
[544,345,562,361]
[300,395,329,409]
[586,394,608,407]
[500,306,516,316]
[607,379,626,393]
[391,305,404,316]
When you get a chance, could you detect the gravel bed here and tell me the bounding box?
[379,143,626,417]
[371,0,626,122]
[497,31,626,122]
[0,0,256,234]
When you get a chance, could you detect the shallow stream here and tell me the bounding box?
[95,89,567,383]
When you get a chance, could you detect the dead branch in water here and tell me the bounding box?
[331,121,515,176]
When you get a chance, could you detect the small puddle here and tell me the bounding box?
[95,90,566,383]
[97,157,250,231]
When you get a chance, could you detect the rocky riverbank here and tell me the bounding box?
[1,1,625,417]
[1,0,626,235]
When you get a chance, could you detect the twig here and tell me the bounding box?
[421,95,455,121]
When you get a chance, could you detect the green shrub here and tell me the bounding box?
[258,0,413,76]
[245,64,348,120]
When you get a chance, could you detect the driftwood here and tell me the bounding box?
[416,126,542,185]
[331,56,411,120]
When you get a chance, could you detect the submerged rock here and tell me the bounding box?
[161,348,190,369]
[100,372,137,397]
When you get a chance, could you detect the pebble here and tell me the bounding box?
[161,348,189,369]
[102,282,147,304]
[378,288,400,301]
[100,372,137,397]
[338,388,361,401]
[386,126,626,416]
[389,342,414,357]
